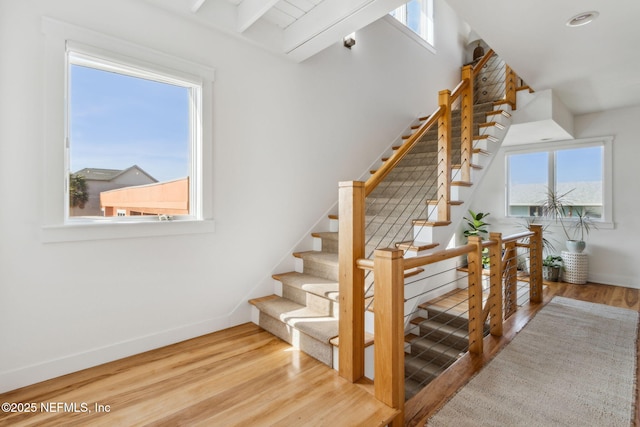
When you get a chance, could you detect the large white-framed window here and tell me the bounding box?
[66,44,202,222]
[42,18,215,242]
[505,137,613,225]
[387,0,435,49]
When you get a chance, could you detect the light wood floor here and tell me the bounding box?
[2,281,637,427]
[0,323,398,427]
[404,280,640,426]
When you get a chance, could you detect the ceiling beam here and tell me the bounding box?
[237,0,280,33]
[284,0,406,62]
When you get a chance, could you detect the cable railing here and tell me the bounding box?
[336,49,525,424]
[401,227,543,399]
[378,226,543,407]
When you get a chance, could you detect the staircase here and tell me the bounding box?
[249,231,340,366]
[249,99,512,374]
[404,292,491,399]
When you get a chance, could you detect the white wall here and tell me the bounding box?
[469,105,640,289]
[0,0,468,391]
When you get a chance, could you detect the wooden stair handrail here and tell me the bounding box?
[502,230,534,244]
[449,78,469,103]
[403,243,475,270]
[472,48,495,76]
[365,106,443,196]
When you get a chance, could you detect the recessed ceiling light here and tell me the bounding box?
[566,11,599,27]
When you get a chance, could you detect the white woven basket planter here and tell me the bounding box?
[561,251,588,284]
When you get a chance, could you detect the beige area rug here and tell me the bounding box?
[427,297,638,427]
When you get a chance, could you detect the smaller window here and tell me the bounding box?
[389,0,434,46]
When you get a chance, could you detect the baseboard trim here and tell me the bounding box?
[587,273,640,290]
[0,316,231,394]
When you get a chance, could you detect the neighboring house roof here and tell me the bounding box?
[510,182,602,206]
[73,165,157,183]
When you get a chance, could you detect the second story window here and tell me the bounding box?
[389,0,434,46]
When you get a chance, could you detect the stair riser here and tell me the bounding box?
[281,285,338,317]
[410,346,460,366]
[384,169,438,182]
[368,185,436,199]
[319,237,338,254]
[404,362,442,384]
[258,312,333,366]
[367,227,415,247]
[424,309,472,330]
[417,326,469,351]
[303,259,339,282]
[367,201,427,217]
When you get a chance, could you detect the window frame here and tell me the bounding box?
[504,136,614,227]
[65,44,203,223]
[385,0,435,52]
[42,18,215,242]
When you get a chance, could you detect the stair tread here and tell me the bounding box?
[329,333,375,348]
[473,148,491,155]
[250,295,338,343]
[404,357,445,383]
[405,377,425,400]
[474,134,499,142]
[311,231,338,240]
[426,199,464,206]
[409,336,465,360]
[293,250,338,264]
[412,220,452,227]
[272,272,338,302]
[486,109,512,119]
[478,121,505,130]
[416,319,470,339]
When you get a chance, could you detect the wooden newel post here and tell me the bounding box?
[529,224,543,303]
[437,89,452,222]
[488,232,503,337]
[466,236,484,355]
[373,248,404,426]
[460,65,474,183]
[338,181,365,382]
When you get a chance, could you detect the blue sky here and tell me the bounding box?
[69,65,190,182]
[509,146,602,185]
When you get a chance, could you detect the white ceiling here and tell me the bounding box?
[446,0,640,116]
[144,0,640,116]
[144,0,407,62]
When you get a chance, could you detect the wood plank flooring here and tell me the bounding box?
[0,323,398,427]
[404,281,640,426]
[2,281,637,427]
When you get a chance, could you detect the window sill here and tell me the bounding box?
[41,219,215,243]
[498,217,615,230]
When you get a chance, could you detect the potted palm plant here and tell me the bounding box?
[540,188,597,253]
